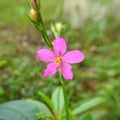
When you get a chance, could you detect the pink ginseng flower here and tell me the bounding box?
[36,37,85,80]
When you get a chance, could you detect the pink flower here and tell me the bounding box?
[37,37,85,80]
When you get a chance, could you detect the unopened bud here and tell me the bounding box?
[51,22,65,38]
[29,9,39,22]
[56,23,64,32]
[30,0,40,11]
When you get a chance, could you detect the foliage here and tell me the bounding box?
[0,88,105,120]
[0,100,51,120]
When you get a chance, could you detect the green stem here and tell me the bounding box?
[29,11,53,49]
[37,12,53,49]
[59,72,69,120]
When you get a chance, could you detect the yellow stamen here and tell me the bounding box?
[54,56,62,66]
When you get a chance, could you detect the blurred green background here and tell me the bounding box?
[0,0,120,120]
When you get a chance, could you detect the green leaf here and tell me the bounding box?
[38,91,55,113]
[32,100,51,116]
[0,60,7,68]
[0,100,51,120]
[69,109,76,120]
[78,113,93,120]
[51,87,64,114]
[73,97,106,115]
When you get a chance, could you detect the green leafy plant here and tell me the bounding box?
[0,0,107,120]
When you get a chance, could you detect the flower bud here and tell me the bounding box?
[56,22,64,33]
[29,9,39,22]
[30,0,40,12]
[51,22,65,38]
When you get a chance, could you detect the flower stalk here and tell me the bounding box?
[59,71,70,120]
[37,12,53,49]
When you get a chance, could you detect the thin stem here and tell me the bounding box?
[29,11,53,49]
[37,12,53,49]
[59,72,69,120]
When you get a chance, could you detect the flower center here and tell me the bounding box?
[54,56,62,66]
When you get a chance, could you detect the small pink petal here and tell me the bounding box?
[54,37,67,56]
[37,49,56,62]
[63,50,85,64]
[44,62,58,77]
[60,63,73,80]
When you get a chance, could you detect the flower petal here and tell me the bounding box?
[60,63,73,80]
[37,49,56,62]
[54,37,67,56]
[44,62,58,77]
[63,50,85,64]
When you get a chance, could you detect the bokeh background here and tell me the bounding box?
[0,0,120,119]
